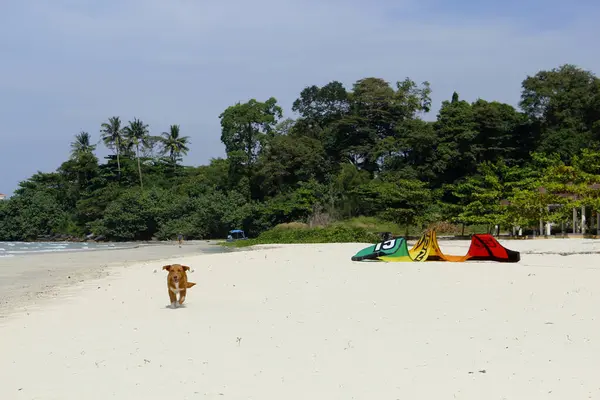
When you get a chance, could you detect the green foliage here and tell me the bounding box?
[70,131,97,159]
[520,64,600,160]
[225,225,380,247]
[0,191,69,240]
[123,118,151,188]
[159,124,191,165]
[2,63,600,242]
[333,216,402,235]
[100,117,124,171]
[351,176,434,227]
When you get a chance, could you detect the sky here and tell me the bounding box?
[0,0,599,196]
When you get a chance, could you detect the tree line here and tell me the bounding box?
[1,63,600,241]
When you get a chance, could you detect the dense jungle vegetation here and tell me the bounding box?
[1,63,600,242]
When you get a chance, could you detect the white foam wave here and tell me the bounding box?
[0,241,136,256]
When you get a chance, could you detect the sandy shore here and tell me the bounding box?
[0,240,232,317]
[1,238,599,399]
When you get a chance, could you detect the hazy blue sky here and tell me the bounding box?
[1,0,598,195]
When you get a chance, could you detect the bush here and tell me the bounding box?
[224,224,379,247]
[155,217,208,241]
[273,222,310,229]
[335,216,402,234]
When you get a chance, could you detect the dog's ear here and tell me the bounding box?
[182,265,190,272]
[162,265,171,271]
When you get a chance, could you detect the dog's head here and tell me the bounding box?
[163,264,190,284]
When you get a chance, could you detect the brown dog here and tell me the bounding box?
[163,264,196,308]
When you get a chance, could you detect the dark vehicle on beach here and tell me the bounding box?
[226,229,248,242]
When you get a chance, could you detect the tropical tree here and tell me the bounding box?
[159,124,191,167]
[123,118,150,189]
[519,64,600,160]
[219,97,283,197]
[70,131,96,159]
[100,116,124,176]
[4,63,600,243]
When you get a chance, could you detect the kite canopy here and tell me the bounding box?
[352,230,520,263]
[462,233,521,262]
[351,237,411,261]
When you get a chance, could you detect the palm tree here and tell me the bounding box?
[69,131,97,188]
[70,131,96,159]
[159,124,191,168]
[100,116,124,177]
[123,118,150,189]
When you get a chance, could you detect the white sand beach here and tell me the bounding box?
[1,238,599,399]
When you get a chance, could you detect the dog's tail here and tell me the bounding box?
[186,282,196,288]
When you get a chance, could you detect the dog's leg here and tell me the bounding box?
[179,288,187,305]
[169,288,177,308]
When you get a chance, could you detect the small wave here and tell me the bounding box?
[6,248,99,255]
[0,241,138,256]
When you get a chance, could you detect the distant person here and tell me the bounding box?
[177,233,183,247]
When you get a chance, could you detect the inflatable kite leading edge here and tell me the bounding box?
[351,230,520,263]
[351,236,413,262]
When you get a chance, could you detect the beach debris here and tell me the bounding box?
[236,337,242,346]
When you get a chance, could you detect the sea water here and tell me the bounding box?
[0,241,138,257]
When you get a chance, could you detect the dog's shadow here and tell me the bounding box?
[164,304,187,310]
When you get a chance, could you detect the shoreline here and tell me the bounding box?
[0,240,234,318]
[3,237,598,319]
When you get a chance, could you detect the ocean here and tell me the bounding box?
[0,241,138,257]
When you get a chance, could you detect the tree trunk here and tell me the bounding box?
[136,144,143,189]
[116,139,121,179]
[246,124,253,167]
